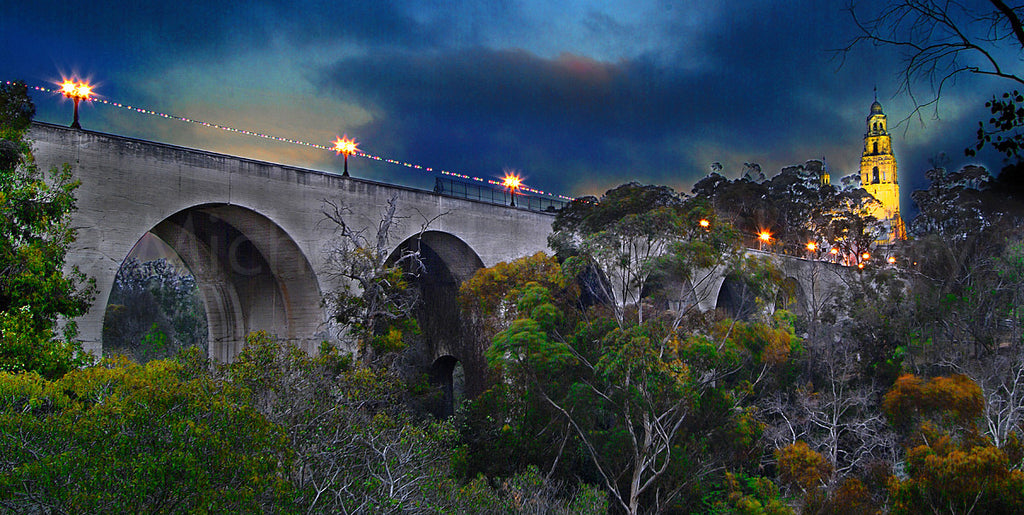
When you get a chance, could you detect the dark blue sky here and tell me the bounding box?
[1,0,1014,210]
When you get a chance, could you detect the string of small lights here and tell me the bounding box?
[9,81,578,202]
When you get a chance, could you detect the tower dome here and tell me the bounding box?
[870,100,883,115]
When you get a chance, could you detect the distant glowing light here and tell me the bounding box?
[888,256,896,264]
[332,135,358,156]
[58,78,93,129]
[759,231,771,242]
[862,252,871,260]
[59,79,92,100]
[830,248,839,255]
[503,173,522,190]
[858,262,865,269]
[806,241,817,252]
[332,135,359,177]
[699,219,710,228]
[503,171,522,207]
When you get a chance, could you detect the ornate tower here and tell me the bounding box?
[860,99,906,240]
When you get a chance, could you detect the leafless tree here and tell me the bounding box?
[844,0,1024,121]
[929,346,1024,458]
[763,341,899,483]
[320,194,445,358]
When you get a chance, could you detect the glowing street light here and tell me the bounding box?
[503,172,522,206]
[60,79,93,129]
[861,252,871,261]
[758,230,771,251]
[699,219,711,229]
[332,135,359,177]
[888,256,897,264]
[806,241,817,252]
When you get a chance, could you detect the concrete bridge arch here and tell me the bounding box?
[28,122,554,362]
[695,251,851,321]
[387,230,488,416]
[143,204,323,361]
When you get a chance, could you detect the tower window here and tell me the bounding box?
[872,166,879,184]
[873,141,878,154]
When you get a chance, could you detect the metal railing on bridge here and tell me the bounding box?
[434,177,568,213]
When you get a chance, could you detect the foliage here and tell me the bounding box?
[776,441,832,492]
[903,164,1024,359]
[971,90,1024,159]
[102,257,208,362]
[691,161,886,260]
[550,182,741,326]
[883,373,1024,514]
[712,472,793,515]
[0,80,95,379]
[0,306,86,380]
[884,373,985,435]
[473,242,797,513]
[218,331,604,513]
[0,357,295,512]
[459,251,576,339]
[891,441,1024,515]
[0,330,607,513]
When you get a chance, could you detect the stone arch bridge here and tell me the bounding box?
[29,122,854,402]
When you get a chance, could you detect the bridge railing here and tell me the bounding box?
[433,177,567,213]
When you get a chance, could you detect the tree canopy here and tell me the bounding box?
[0,81,94,379]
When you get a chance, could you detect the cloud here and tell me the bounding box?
[5,0,1006,205]
[309,0,896,196]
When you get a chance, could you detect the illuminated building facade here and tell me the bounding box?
[860,99,907,241]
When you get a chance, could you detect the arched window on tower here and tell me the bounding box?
[872,166,880,184]
[873,141,878,154]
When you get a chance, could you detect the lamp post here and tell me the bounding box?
[806,241,817,259]
[503,173,521,207]
[758,230,771,251]
[60,79,92,129]
[332,135,358,177]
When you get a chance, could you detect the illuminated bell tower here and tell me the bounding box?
[860,98,906,240]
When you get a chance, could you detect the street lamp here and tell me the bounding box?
[332,135,359,177]
[699,219,711,229]
[758,230,771,251]
[60,79,93,129]
[503,173,521,206]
